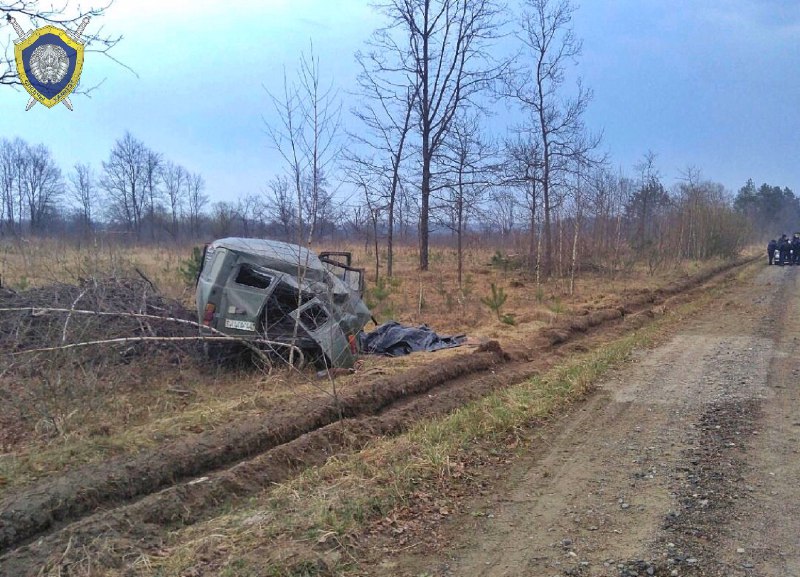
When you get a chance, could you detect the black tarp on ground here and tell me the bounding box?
[358,321,466,357]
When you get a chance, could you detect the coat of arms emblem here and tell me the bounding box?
[7,15,90,110]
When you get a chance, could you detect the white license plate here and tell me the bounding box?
[224,319,256,331]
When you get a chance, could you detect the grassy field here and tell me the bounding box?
[0,236,752,576]
[0,237,734,455]
[0,236,726,332]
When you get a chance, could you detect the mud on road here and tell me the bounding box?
[383,263,800,577]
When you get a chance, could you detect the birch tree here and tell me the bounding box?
[504,0,600,276]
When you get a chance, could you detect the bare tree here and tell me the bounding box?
[504,0,600,276]
[485,188,517,240]
[504,133,543,267]
[0,137,26,233]
[186,171,207,239]
[143,148,162,240]
[21,143,62,232]
[210,201,238,238]
[265,174,296,240]
[350,38,419,276]
[298,45,341,242]
[265,68,305,244]
[236,193,267,237]
[371,0,505,270]
[344,203,372,252]
[101,132,147,237]
[161,161,186,239]
[346,162,385,280]
[68,162,96,232]
[265,44,341,246]
[433,112,496,286]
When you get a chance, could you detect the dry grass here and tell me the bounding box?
[145,280,729,577]
[0,237,197,303]
[0,236,739,489]
[0,236,753,577]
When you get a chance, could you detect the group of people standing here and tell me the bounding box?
[767,233,800,265]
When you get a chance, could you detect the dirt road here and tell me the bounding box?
[387,264,800,577]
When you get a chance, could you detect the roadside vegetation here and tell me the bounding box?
[148,263,744,577]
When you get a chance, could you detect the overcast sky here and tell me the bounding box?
[1,0,798,207]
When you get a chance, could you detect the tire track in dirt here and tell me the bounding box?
[0,351,504,553]
[0,257,755,572]
[380,262,787,577]
[0,354,518,576]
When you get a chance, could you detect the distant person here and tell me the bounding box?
[768,239,777,265]
[792,234,800,264]
[779,234,791,265]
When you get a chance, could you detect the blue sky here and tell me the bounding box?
[0,0,798,206]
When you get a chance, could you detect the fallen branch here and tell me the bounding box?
[2,306,227,336]
[5,335,305,366]
[61,289,88,343]
[135,267,158,292]
[0,307,305,367]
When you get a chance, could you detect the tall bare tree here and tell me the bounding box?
[101,132,148,237]
[161,161,186,239]
[68,162,96,232]
[21,143,62,232]
[298,46,341,242]
[371,0,505,270]
[505,0,600,276]
[433,112,496,286]
[346,161,385,280]
[186,171,207,239]
[350,40,419,276]
[265,44,341,246]
[265,174,296,240]
[236,193,267,237]
[485,188,517,240]
[210,201,238,238]
[143,148,162,240]
[0,137,26,233]
[504,133,543,267]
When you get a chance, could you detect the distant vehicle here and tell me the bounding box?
[195,238,371,368]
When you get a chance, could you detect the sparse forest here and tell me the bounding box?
[0,0,788,283]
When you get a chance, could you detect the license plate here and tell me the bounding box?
[224,319,256,331]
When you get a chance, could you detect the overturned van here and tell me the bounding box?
[196,238,371,368]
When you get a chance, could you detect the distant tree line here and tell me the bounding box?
[0,133,208,241]
[0,131,786,274]
[733,179,799,238]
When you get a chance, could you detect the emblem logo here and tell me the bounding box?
[7,15,90,111]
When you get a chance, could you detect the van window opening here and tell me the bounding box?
[299,303,329,331]
[235,264,273,289]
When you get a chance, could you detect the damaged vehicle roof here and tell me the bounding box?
[196,237,371,368]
